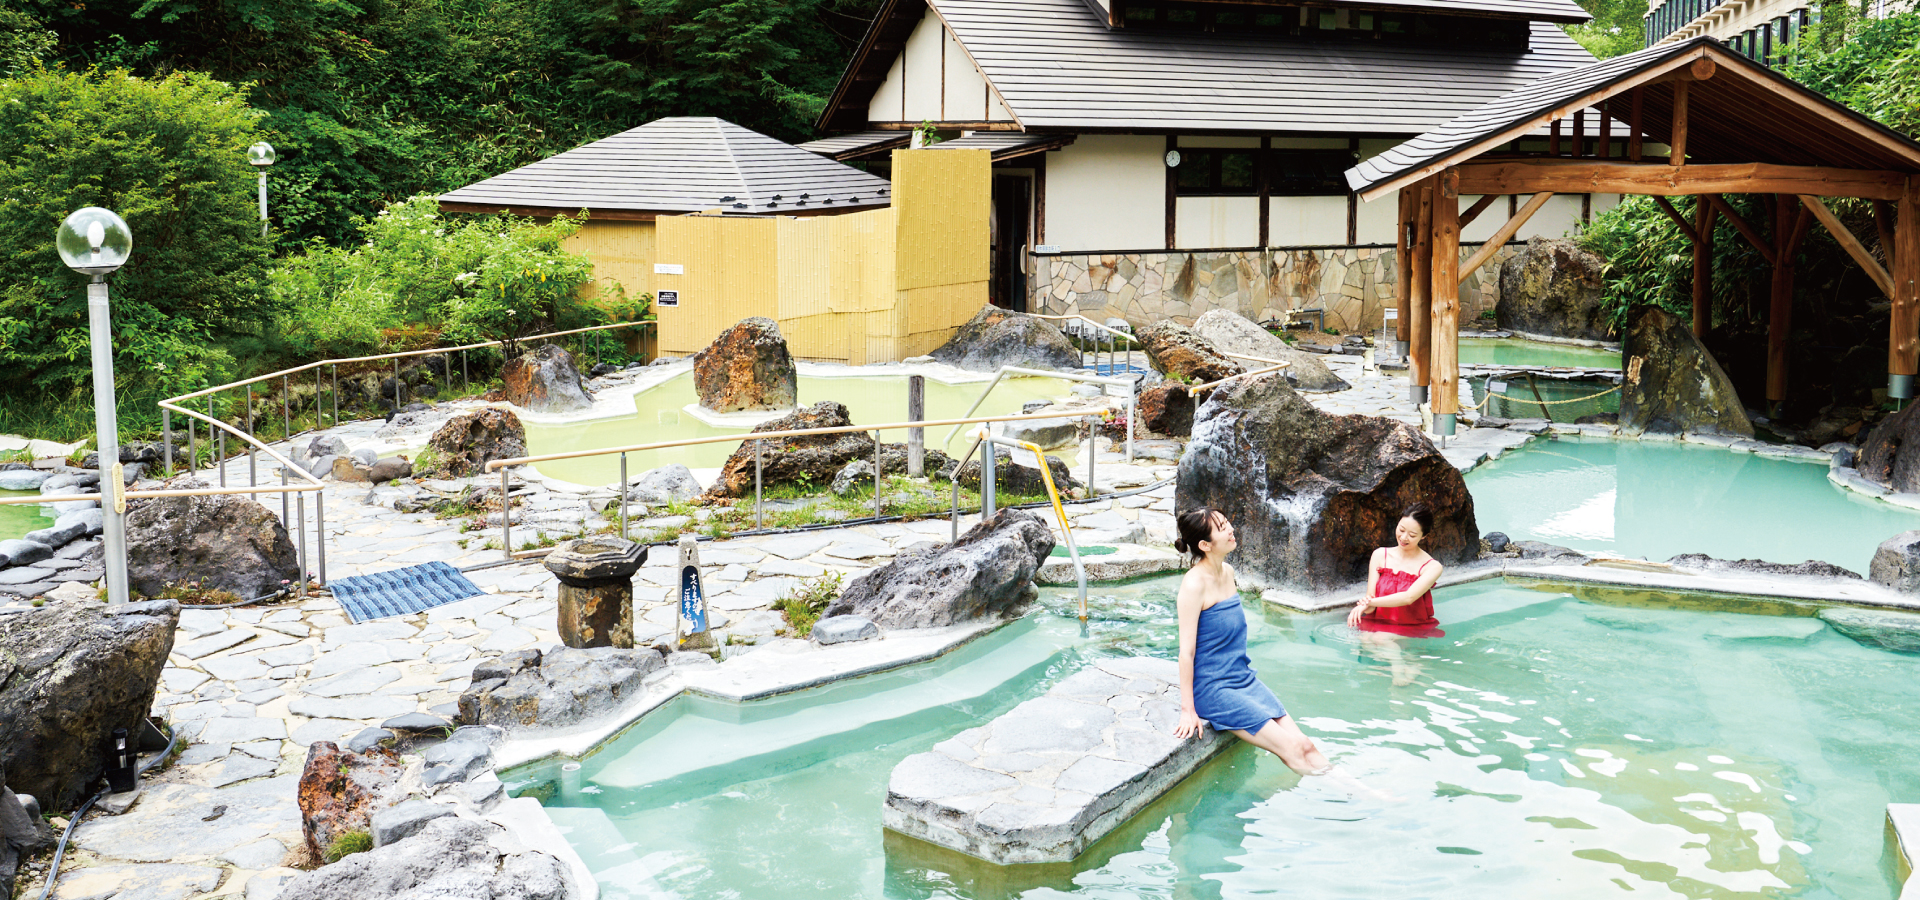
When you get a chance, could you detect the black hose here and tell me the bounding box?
[36,722,179,900]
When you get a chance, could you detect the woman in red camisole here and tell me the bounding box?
[1346,503,1444,637]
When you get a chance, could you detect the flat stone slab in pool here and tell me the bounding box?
[884,657,1232,865]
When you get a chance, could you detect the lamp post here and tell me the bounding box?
[247,141,275,238]
[55,207,133,605]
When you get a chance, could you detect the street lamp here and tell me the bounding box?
[247,141,275,238]
[55,207,133,605]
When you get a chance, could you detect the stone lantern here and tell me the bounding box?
[544,538,648,648]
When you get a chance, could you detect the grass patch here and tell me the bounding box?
[148,580,245,606]
[325,830,372,862]
[776,571,844,638]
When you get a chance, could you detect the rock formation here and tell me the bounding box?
[624,464,704,507]
[694,318,798,412]
[1175,374,1477,593]
[823,509,1054,628]
[1137,320,1243,385]
[1,771,54,900]
[702,402,876,500]
[502,344,593,413]
[274,816,576,900]
[1617,306,1754,438]
[1136,385,1195,437]
[1869,530,1920,592]
[930,306,1083,372]
[951,446,1080,497]
[422,408,527,478]
[1190,309,1349,392]
[1858,406,1920,493]
[456,646,662,730]
[0,598,177,810]
[298,741,407,861]
[1496,237,1613,342]
[124,476,300,599]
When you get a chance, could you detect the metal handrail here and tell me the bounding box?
[1029,313,1138,378]
[988,433,1088,621]
[1186,362,1290,396]
[942,366,1136,461]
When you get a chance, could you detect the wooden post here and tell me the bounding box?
[1767,194,1801,405]
[1573,109,1586,157]
[907,374,926,476]
[1258,136,1270,249]
[1549,119,1561,157]
[1629,86,1644,162]
[1894,177,1920,399]
[1670,81,1690,166]
[1693,194,1716,337]
[1409,177,1434,404]
[1431,169,1462,435]
[1600,100,1612,159]
[1395,187,1413,357]
[1165,135,1177,250]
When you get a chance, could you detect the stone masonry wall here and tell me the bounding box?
[1032,245,1517,335]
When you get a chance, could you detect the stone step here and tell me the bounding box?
[1035,544,1182,584]
[883,657,1233,865]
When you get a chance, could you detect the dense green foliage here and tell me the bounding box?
[1564,0,1645,59]
[8,0,880,245]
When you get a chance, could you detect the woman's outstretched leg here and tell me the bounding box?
[1233,716,1330,775]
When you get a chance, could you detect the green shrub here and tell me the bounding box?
[776,571,845,638]
[324,830,372,862]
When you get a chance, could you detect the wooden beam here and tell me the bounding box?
[1877,199,1896,266]
[1600,100,1612,160]
[1165,135,1177,250]
[1258,135,1270,249]
[1573,109,1586,157]
[1629,86,1644,162]
[1651,196,1701,244]
[1709,195,1775,264]
[1693,195,1716,337]
[1410,177,1434,394]
[1454,160,1909,201]
[1893,177,1920,382]
[1669,80,1689,166]
[1459,194,1501,230]
[1431,170,1462,419]
[1799,195,1896,299]
[1690,56,1718,81]
[1396,186,1412,350]
[1459,192,1553,285]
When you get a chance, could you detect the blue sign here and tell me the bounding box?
[680,565,707,634]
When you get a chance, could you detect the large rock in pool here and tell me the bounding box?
[930,306,1082,373]
[1857,406,1920,493]
[703,402,877,500]
[275,816,577,900]
[125,477,300,599]
[456,646,662,730]
[1138,320,1242,385]
[823,509,1054,628]
[1869,530,1920,592]
[1190,309,1348,392]
[421,408,527,478]
[1497,237,1613,342]
[1175,374,1477,593]
[502,344,593,413]
[0,598,177,811]
[694,317,798,412]
[1618,306,1753,438]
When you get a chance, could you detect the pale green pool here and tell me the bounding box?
[1461,337,1620,369]
[509,577,1918,898]
[1467,437,1920,574]
[524,373,1073,486]
[0,490,50,541]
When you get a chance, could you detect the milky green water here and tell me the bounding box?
[510,578,1918,899]
[1466,437,1920,574]
[0,490,50,541]
[523,374,1072,486]
[1460,337,1621,369]
[1467,374,1621,423]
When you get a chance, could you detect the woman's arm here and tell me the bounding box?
[1370,560,1444,608]
[1173,576,1206,739]
[1348,549,1385,627]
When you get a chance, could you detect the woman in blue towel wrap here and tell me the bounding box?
[1170,506,1335,776]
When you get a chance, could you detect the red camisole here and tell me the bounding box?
[1363,558,1443,637]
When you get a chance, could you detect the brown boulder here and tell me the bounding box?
[1858,403,1920,492]
[297,741,406,860]
[694,318,798,413]
[703,402,877,500]
[1618,306,1753,438]
[1138,321,1243,385]
[422,408,527,478]
[1137,385,1194,437]
[502,344,593,413]
[331,457,369,483]
[366,457,413,483]
[1175,373,1477,593]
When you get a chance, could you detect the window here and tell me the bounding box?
[1267,149,1352,196]
[1175,149,1259,196]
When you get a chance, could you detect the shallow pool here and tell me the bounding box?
[509,577,1917,898]
[0,490,50,541]
[1460,337,1620,369]
[523,373,1073,486]
[1466,437,1920,574]
[1467,374,1620,423]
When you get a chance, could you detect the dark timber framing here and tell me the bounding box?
[1349,37,1920,434]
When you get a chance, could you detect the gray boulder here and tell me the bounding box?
[626,464,703,507]
[1190,309,1349,392]
[274,816,575,900]
[0,470,48,491]
[56,509,104,538]
[812,615,879,645]
[995,416,1082,452]
[823,509,1054,628]
[306,435,350,461]
[0,599,178,811]
[1818,607,1920,653]
[456,647,663,731]
[366,457,414,483]
[1666,554,1859,579]
[21,519,86,552]
[950,445,1080,497]
[1,774,54,900]
[124,477,300,600]
[0,539,52,569]
[1869,531,1920,593]
[693,317,798,413]
[930,306,1083,373]
[1618,306,1753,438]
[504,344,594,413]
[831,459,878,498]
[369,799,456,848]
[1496,237,1613,342]
[350,447,380,468]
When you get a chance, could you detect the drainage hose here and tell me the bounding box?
[36,722,180,900]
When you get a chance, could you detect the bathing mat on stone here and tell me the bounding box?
[1090,360,1151,377]
[330,561,485,622]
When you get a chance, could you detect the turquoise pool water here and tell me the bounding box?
[523,373,1072,486]
[1467,373,1621,424]
[1466,437,1920,574]
[0,490,50,541]
[1460,337,1620,369]
[509,578,1918,898]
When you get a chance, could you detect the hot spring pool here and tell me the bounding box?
[0,490,50,541]
[1459,337,1620,369]
[523,373,1074,486]
[507,577,1918,898]
[1466,437,1920,574]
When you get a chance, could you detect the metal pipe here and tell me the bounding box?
[315,485,327,585]
[619,452,628,541]
[981,429,997,520]
[461,350,469,395]
[186,408,194,476]
[294,489,307,599]
[281,375,291,524]
[950,437,983,542]
[280,461,289,538]
[86,278,128,605]
[258,170,268,238]
[942,367,1135,447]
[1127,378,1136,463]
[162,408,172,474]
[245,384,256,502]
[501,466,513,561]
[316,367,324,427]
[331,364,338,425]
[1086,414,1095,499]
[214,396,225,488]
[393,357,400,414]
[754,440,764,530]
[873,430,883,519]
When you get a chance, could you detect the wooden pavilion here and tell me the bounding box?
[1346,35,1920,435]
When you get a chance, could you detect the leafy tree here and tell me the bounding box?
[0,67,273,398]
[1564,0,1646,59]
[0,8,56,76]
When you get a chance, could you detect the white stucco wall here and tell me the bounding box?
[1045,135,1166,252]
[1176,197,1259,249]
[1267,196,1349,247]
[866,11,1011,124]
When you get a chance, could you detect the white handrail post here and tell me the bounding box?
[1086,414,1096,499]
[619,452,628,541]
[754,440,764,529]
[500,465,513,561]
